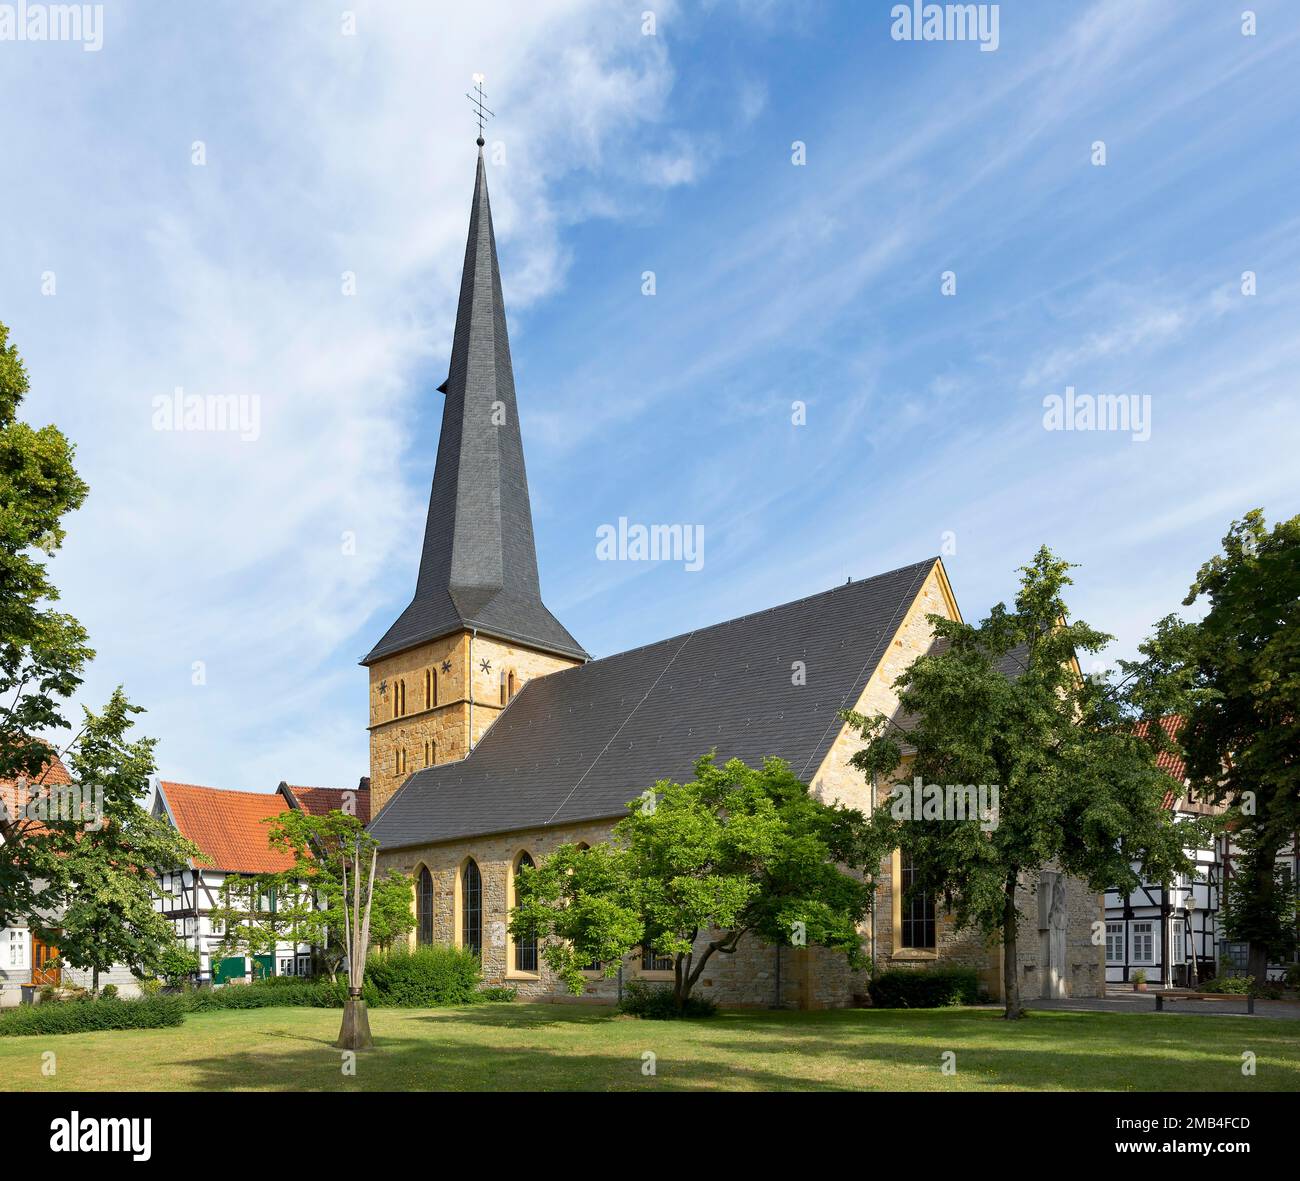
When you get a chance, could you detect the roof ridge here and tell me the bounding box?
[535,556,939,681]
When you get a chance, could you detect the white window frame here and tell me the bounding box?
[1132,921,1155,964]
[1105,922,1123,964]
[5,928,29,971]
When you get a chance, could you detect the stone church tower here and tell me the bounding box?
[363,145,587,814]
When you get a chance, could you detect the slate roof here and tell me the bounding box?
[156,781,297,874]
[369,558,938,849]
[363,150,586,665]
[280,782,372,826]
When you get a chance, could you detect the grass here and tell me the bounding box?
[2,1003,1298,1092]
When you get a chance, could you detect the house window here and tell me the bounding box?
[5,929,28,970]
[210,918,224,936]
[417,867,435,946]
[461,860,482,956]
[900,853,936,950]
[257,885,276,913]
[641,944,673,971]
[297,955,311,977]
[1132,921,1155,964]
[1105,922,1123,963]
[514,853,538,973]
[279,958,294,976]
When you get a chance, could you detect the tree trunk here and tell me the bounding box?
[1246,851,1276,989]
[335,991,373,1050]
[1002,873,1023,1020]
[92,966,99,993]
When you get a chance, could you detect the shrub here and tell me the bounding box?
[1201,975,1253,995]
[867,967,981,1009]
[477,985,518,1003]
[184,980,350,1011]
[0,995,184,1037]
[99,984,118,1000]
[1283,963,1300,990]
[157,945,200,989]
[617,979,717,1020]
[138,977,162,997]
[363,946,481,1007]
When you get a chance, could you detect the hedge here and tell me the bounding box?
[363,946,482,1007]
[183,980,353,1011]
[867,966,981,1008]
[0,995,185,1037]
[617,979,716,1020]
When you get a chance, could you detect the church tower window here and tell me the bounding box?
[461,859,482,956]
[417,867,434,946]
[424,668,434,708]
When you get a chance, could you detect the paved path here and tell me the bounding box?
[1027,990,1300,1021]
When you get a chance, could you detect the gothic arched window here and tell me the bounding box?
[513,853,537,972]
[461,859,482,956]
[417,866,434,946]
[424,668,433,709]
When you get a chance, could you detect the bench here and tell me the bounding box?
[1154,989,1255,1015]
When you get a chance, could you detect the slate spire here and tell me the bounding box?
[363,148,586,665]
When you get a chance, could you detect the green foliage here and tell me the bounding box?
[183,980,351,1010]
[617,978,717,1019]
[1126,511,1300,981]
[0,995,184,1037]
[1201,975,1253,995]
[1221,858,1298,965]
[156,945,200,989]
[845,546,1191,1018]
[476,985,518,1003]
[138,977,162,997]
[511,754,884,1010]
[1284,964,1300,990]
[1131,968,1147,985]
[53,691,199,987]
[362,946,482,1007]
[99,983,118,999]
[212,808,414,980]
[867,967,981,1008]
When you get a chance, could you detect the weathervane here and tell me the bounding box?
[466,73,495,147]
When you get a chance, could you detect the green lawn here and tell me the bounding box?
[3,1004,1298,1091]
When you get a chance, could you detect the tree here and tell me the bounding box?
[509,754,885,1012]
[34,689,199,991]
[1127,511,1300,984]
[846,547,1191,1019]
[0,320,93,927]
[262,808,413,980]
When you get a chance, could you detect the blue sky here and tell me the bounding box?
[1,0,1297,791]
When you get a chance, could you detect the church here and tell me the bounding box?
[364,142,1105,1008]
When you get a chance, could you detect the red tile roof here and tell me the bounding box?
[1133,715,1187,808]
[157,781,297,874]
[1,754,76,834]
[280,783,371,825]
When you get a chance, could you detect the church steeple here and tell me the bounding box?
[363,147,586,666]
